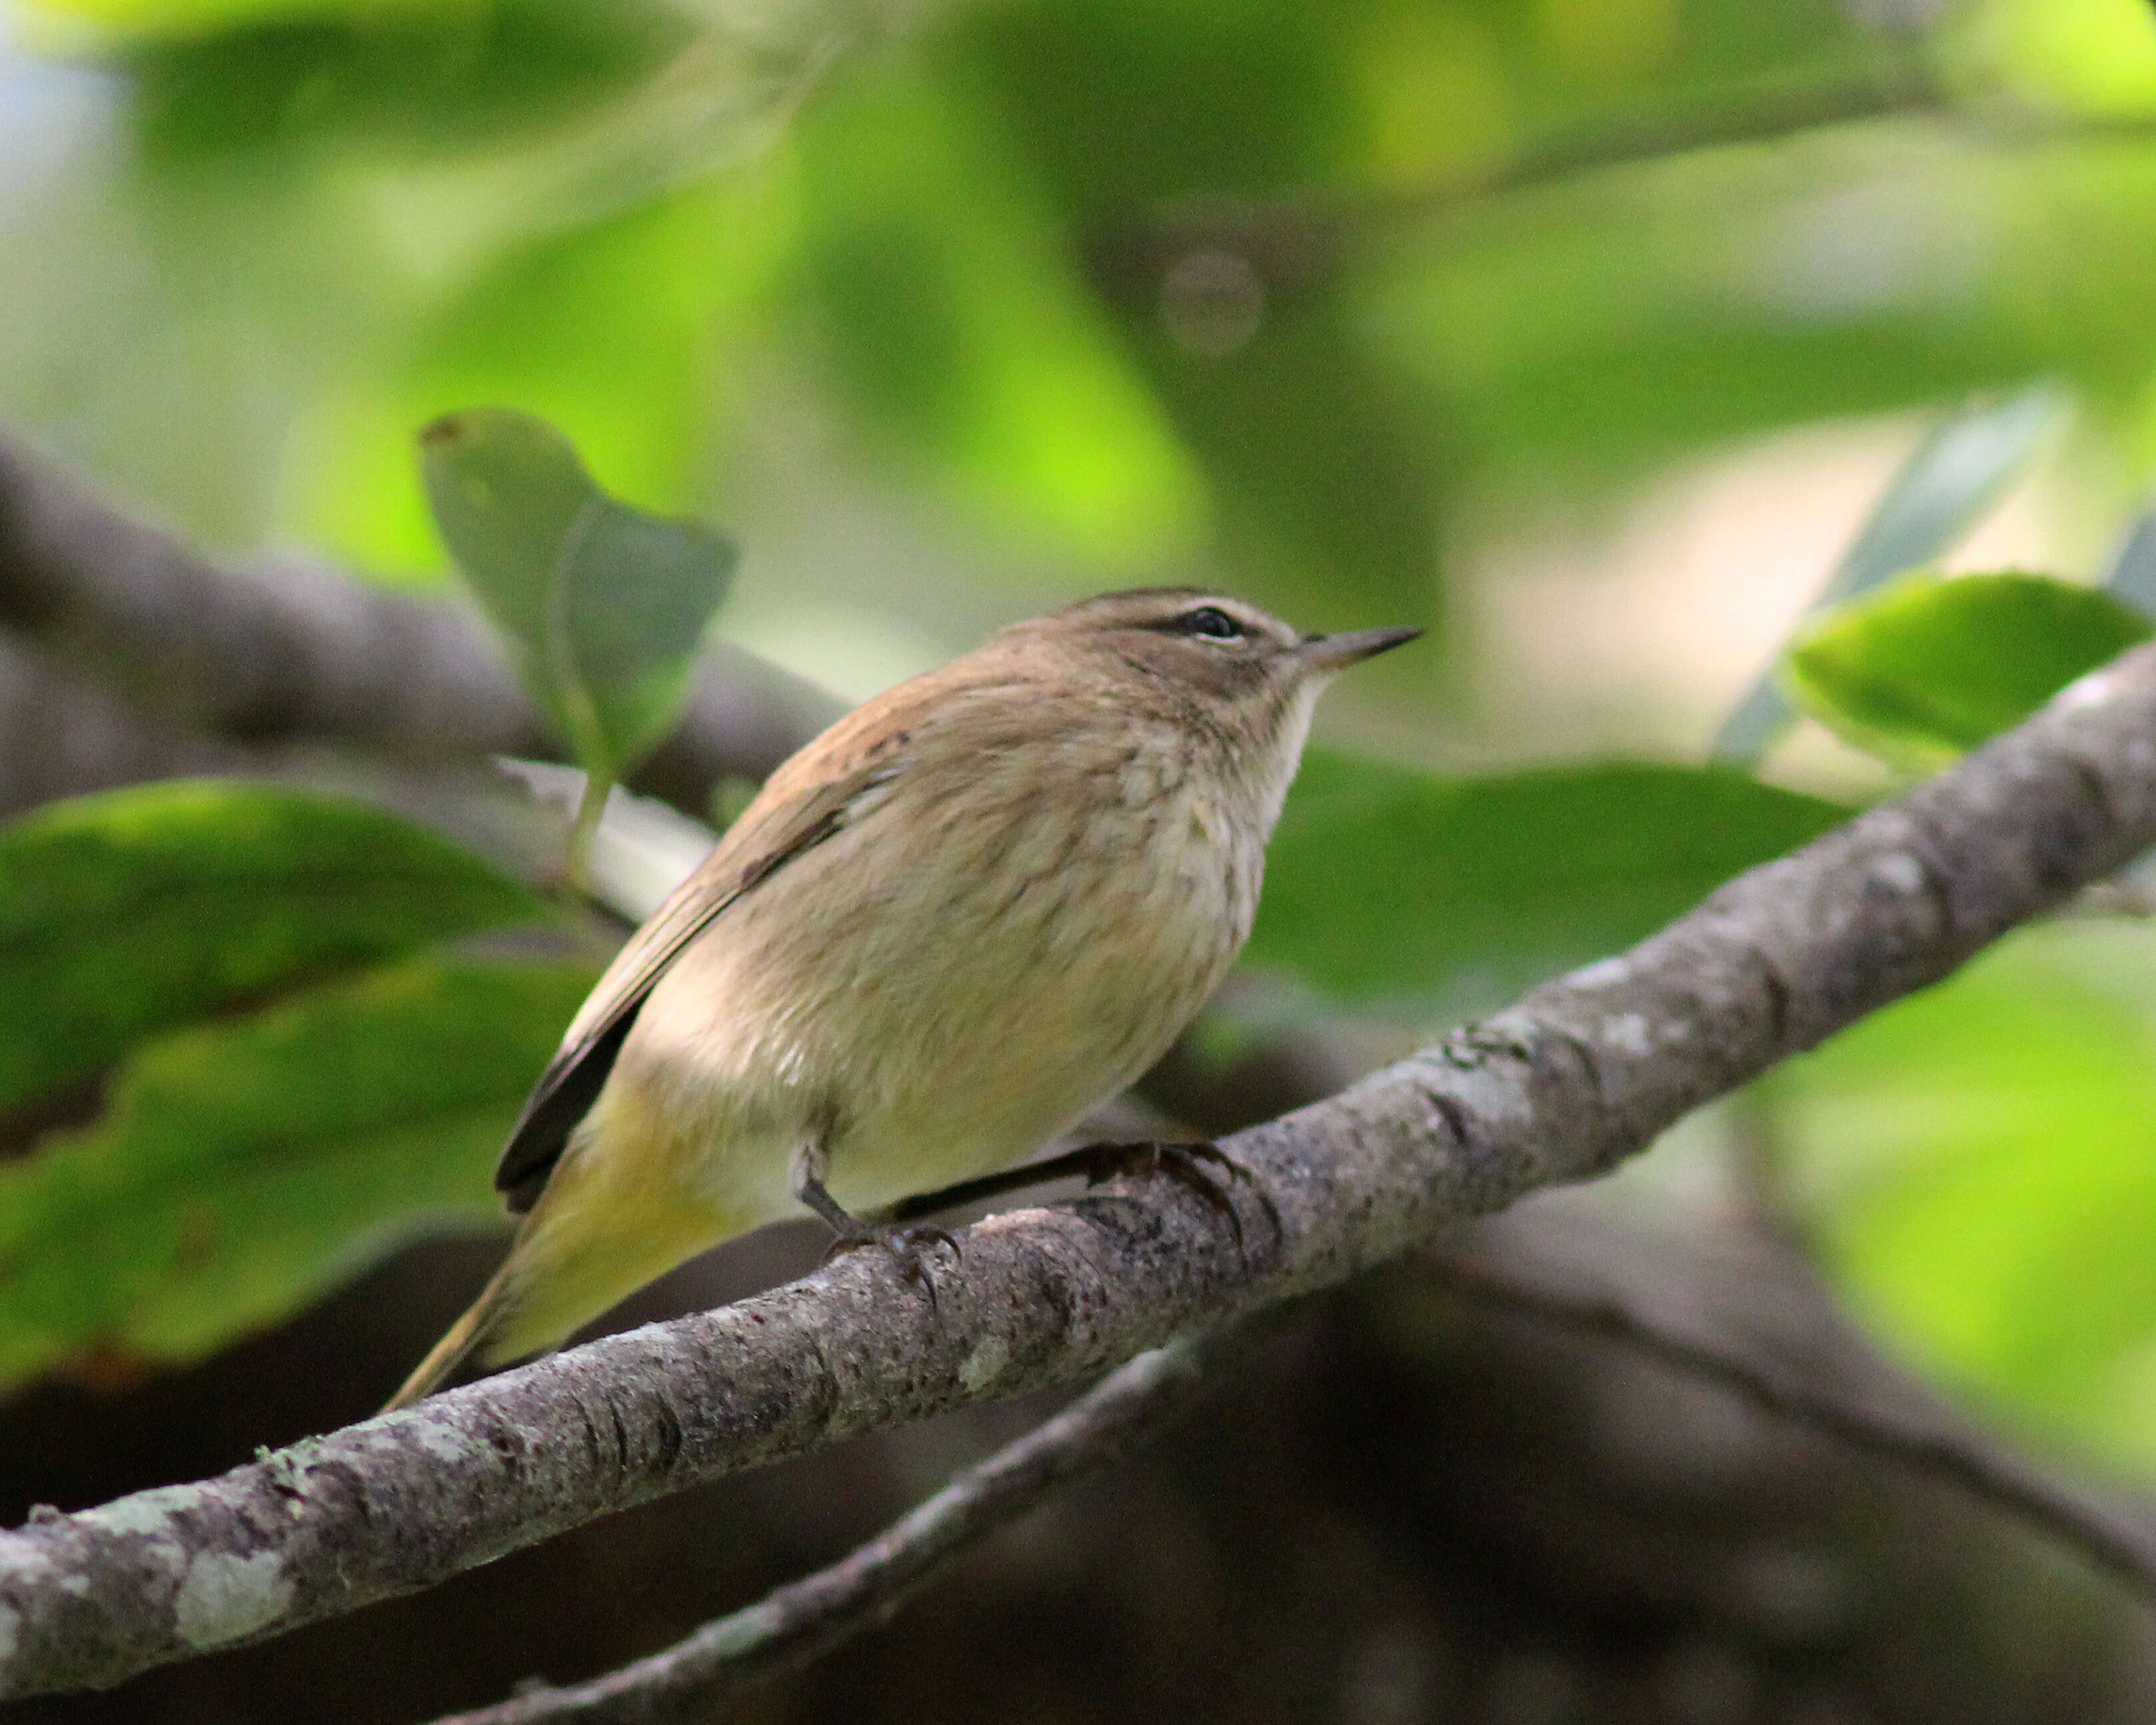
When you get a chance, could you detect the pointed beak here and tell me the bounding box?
[1295,625,1422,672]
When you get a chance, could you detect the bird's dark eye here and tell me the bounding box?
[1174,605,1244,641]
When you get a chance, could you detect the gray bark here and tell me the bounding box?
[429,1318,1276,1725]
[0,641,244,819]
[3,643,2155,1701]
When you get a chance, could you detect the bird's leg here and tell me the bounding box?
[878,1140,1279,1252]
[874,1144,1112,1224]
[791,1139,958,1296]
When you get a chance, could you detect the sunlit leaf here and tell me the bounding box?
[420,406,739,787]
[1949,0,2156,119]
[1783,571,2151,771]
[1249,751,1848,1016]
[0,781,548,1116]
[15,0,414,42]
[0,958,595,1388]
[1765,921,2156,1470]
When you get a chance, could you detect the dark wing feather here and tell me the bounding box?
[493,755,896,1212]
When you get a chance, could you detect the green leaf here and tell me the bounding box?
[0,781,548,1116]
[1763,921,2156,1470]
[1713,385,2069,764]
[1248,751,1848,1016]
[0,957,596,1387]
[420,407,739,787]
[1783,571,2152,771]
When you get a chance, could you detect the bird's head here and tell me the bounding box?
[996,587,1419,752]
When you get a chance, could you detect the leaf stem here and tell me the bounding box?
[564,771,612,896]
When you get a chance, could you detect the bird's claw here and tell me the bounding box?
[1074,1140,1280,1253]
[823,1222,960,1308]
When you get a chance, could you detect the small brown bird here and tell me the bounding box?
[385,589,1416,1409]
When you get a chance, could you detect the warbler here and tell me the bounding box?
[385,589,1416,1409]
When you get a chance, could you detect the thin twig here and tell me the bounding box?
[1427,1255,2156,1606]
[2061,878,2156,918]
[1091,60,2156,307]
[1090,60,1943,303]
[1722,1090,1819,1262]
[431,1316,1276,1725]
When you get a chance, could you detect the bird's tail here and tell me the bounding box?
[381,1256,527,1412]
[377,1208,668,1413]
[380,1087,744,1413]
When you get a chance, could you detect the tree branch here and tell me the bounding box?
[1422,1254,2156,1608]
[1088,61,1945,305]
[428,1316,1276,1725]
[5,644,2156,1700]
[0,430,842,813]
[0,638,246,819]
[437,1204,2156,1725]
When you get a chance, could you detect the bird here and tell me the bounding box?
[384,587,1417,1410]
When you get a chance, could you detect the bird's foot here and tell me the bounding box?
[1073,1140,1280,1253]
[822,1222,960,1306]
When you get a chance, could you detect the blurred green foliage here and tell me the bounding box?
[1250,753,1846,1015]
[8,0,2156,1481]
[0,0,2060,625]
[1765,922,2156,1468]
[0,780,548,1113]
[0,958,596,1388]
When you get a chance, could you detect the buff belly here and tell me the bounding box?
[479,766,1261,1367]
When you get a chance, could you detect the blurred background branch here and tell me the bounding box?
[419,1176,2156,1725]
[1087,59,1952,311]
[1424,1254,2156,1607]
[0,428,841,819]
